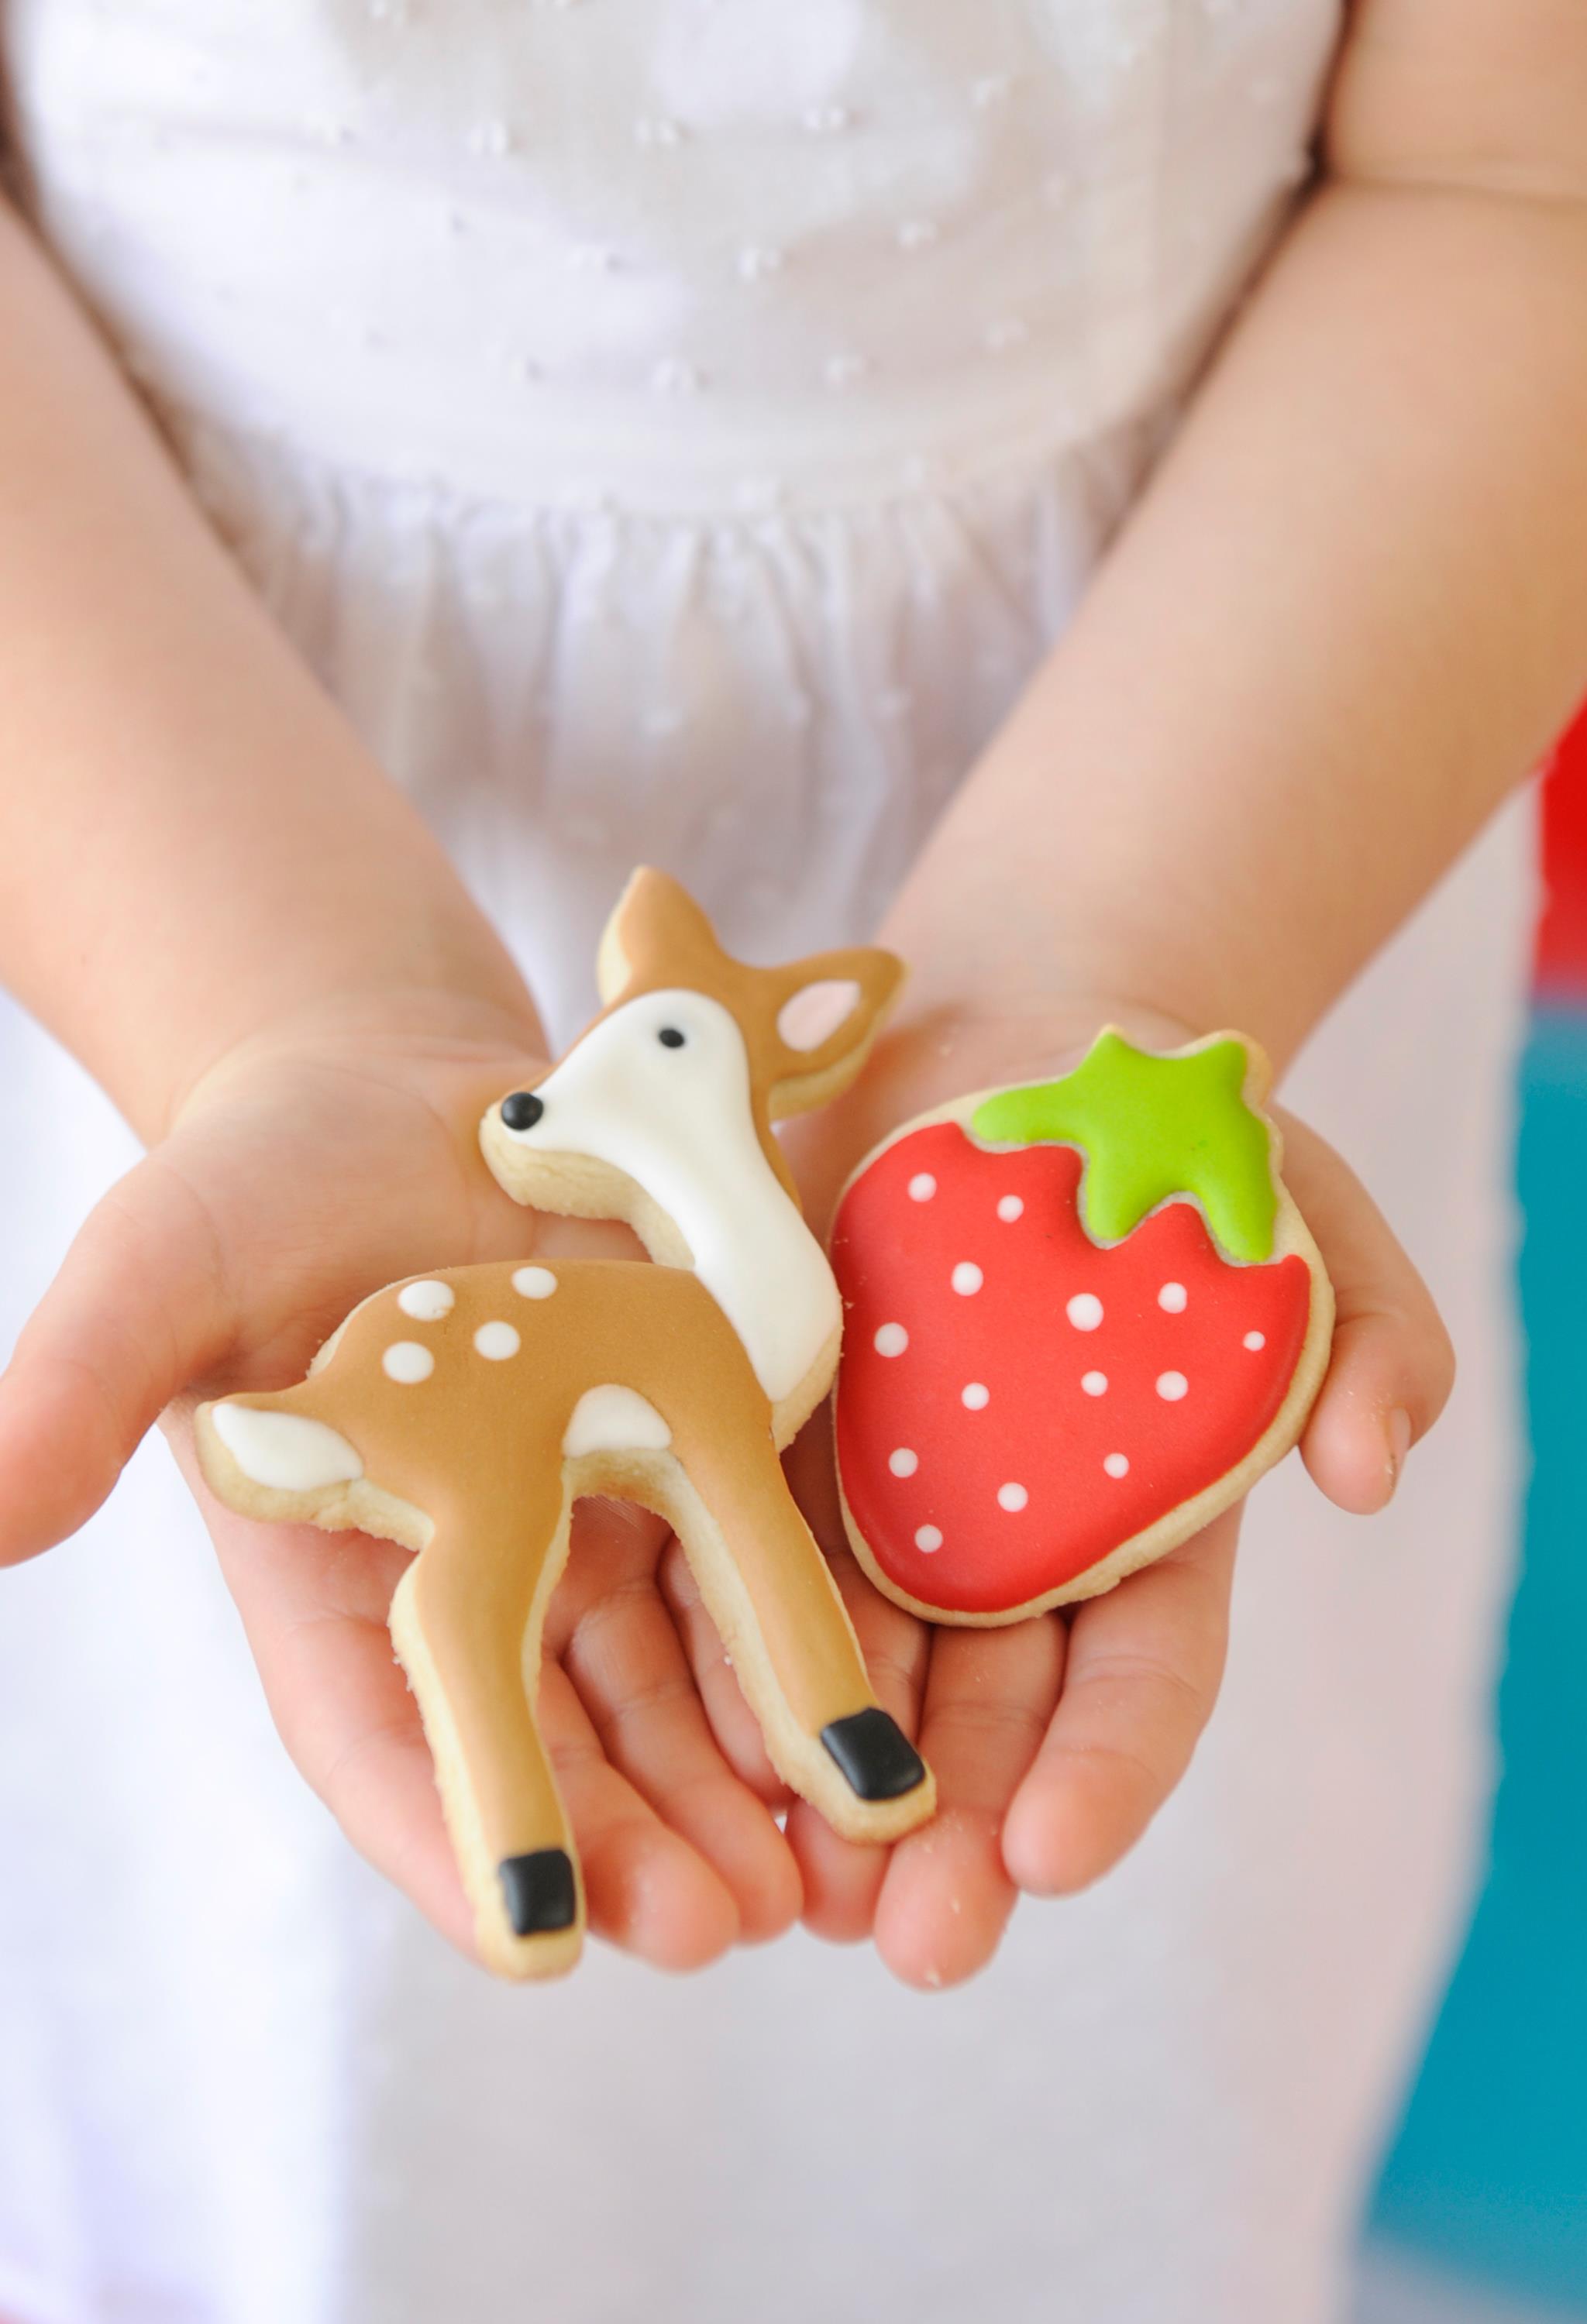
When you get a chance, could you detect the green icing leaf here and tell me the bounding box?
[969,1030,1277,1263]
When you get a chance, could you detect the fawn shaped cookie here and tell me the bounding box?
[829,1029,1334,1624]
[197,870,935,1980]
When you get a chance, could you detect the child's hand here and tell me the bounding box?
[771,1002,1455,1989]
[0,996,802,1971]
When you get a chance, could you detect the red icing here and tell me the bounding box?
[831,1120,1313,1614]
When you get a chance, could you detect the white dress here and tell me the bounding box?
[0,5,1532,2320]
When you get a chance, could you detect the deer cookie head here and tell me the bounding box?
[480,868,904,1235]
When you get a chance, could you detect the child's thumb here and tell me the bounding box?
[1280,1115,1457,1517]
[0,1154,236,1563]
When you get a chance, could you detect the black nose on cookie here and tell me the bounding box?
[498,1847,578,1936]
[821,1708,928,1801]
[500,1090,545,1132]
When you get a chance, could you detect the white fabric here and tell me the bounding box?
[0,3,1528,2319]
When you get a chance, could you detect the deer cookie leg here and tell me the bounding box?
[658,1433,935,1844]
[389,1493,582,1981]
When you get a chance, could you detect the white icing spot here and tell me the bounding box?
[888,1448,919,1477]
[563,1384,673,1459]
[1081,1371,1108,1397]
[914,1525,943,1552]
[951,1262,983,1295]
[962,1381,990,1410]
[473,1321,522,1361]
[907,1172,937,1202]
[776,977,860,1052]
[1158,1281,1188,1314]
[398,1279,454,1321]
[1156,1371,1189,1402]
[874,1322,909,1356]
[210,1402,363,1493]
[512,1265,558,1299]
[996,1482,1028,1513]
[1103,1452,1130,1479]
[1244,1330,1266,1351]
[382,1341,435,1384]
[1066,1293,1103,1331]
[997,1194,1024,1222]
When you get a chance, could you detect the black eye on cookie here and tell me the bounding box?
[500,1091,545,1130]
[657,1027,687,1049]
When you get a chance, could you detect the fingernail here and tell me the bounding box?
[1386,1407,1413,1494]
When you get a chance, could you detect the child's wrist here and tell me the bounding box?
[784,988,1204,1230]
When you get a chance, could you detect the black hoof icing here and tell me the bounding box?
[498,1847,577,1937]
[821,1708,927,1803]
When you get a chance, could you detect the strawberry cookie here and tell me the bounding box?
[829,1029,1334,1623]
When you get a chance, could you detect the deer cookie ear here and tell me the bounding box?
[595,867,725,1005]
[776,978,863,1053]
[765,947,905,1117]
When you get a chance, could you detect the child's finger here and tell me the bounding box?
[1278,1116,1456,1516]
[552,1500,804,1946]
[873,1613,1065,1990]
[0,1154,236,1563]
[784,1542,932,1943]
[1000,1511,1238,1897]
[659,1532,794,1807]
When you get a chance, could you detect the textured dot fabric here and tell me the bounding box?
[0,6,1530,2322]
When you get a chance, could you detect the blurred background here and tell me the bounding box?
[1356,708,1587,2323]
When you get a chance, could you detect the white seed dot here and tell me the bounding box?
[907,1172,937,1202]
[888,1447,919,1478]
[1066,1292,1103,1331]
[473,1320,522,1361]
[512,1266,558,1300]
[1244,1330,1266,1351]
[398,1279,454,1322]
[914,1524,943,1552]
[997,1194,1024,1222]
[1103,1452,1130,1479]
[1081,1370,1108,1397]
[996,1482,1028,1513]
[1156,1370,1189,1401]
[382,1340,435,1384]
[874,1322,909,1356]
[1158,1281,1188,1314]
[951,1261,983,1295]
[962,1381,990,1410]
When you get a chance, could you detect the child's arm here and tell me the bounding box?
[0,198,800,1969]
[0,195,535,1141]
[782,0,1587,1983]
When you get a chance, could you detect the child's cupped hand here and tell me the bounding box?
[0,986,1455,1994]
[0,993,807,1975]
[773,998,1457,1990]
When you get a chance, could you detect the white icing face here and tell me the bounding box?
[495,988,841,1406]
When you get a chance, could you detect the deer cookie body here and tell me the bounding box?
[829,1030,1334,1625]
[197,871,934,1980]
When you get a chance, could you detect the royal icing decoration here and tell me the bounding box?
[195,869,935,1980]
[831,1028,1334,1623]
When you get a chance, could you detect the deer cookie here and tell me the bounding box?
[196,870,935,1981]
[829,1028,1334,1624]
